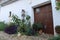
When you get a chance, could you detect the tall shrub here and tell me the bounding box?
[0,22,7,31]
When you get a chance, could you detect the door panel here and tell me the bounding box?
[34,3,54,34]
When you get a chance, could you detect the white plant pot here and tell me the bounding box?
[17,32,21,37]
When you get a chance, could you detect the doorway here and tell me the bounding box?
[34,3,54,34]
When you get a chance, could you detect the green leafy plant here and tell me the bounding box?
[56,2,60,10]
[11,15,22,33]
[12,15,21,26]
[0,22,7,31]
[32,23,43,32]
[26,15,31,20]
[32,23,43,35]
[55,25,60,34]
[9,14,41,36]
[19,15,32,35]
[11,14,32,35]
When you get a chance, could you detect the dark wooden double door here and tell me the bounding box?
[34,3,54,34]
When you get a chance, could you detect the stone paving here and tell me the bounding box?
[0,31,53,40]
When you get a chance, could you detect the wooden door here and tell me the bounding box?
[34,3,54,34]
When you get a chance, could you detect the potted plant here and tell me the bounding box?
[4,14,21,34]
[4,22,17,34]
[55,25,60,34]
[32,23,43,34]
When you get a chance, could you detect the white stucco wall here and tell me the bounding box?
[25,0,50,7]
[51,0,60,35]
[0,0,34,24]
[31,0,50,6]
[0,0,49,24]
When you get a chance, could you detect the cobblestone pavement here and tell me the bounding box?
[0,31,53,40]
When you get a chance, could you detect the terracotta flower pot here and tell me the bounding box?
[39,30,43,34]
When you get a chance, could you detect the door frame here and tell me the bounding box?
[32,0,51,8]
